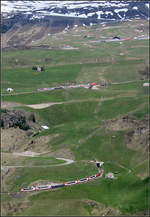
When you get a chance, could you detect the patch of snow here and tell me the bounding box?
[105,11,113,16]
[87,12,95,16]
[1,1,148,21]
[114,8,128,19]
[96,11,104,19]
[114,8,128,13]
[133,6,138,10]
[145,3,149,8]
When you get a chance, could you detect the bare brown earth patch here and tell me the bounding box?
[24,134,59,153]
[1,126,57,153]
[1,167,16,192]
[46,147,75,160]
[83,199,121,216]
[135,160,149,180]
[103,115,149,152]
[126,129,149,152]
[103,115,138,131]
[1,128,28,152]
[1,101,24,109]
[1,152,35,166]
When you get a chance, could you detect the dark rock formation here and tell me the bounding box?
[1,110,30,130]
[28,113,36,122]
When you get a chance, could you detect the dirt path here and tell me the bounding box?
[1,101,24,109]
[55,157,74,165]
[2,90,37,96]
[27,102,62,109]
[1,152,75,169]
[2,92,137,110]
[106,161,131,173]
[12,151,41,157]
[26,93,137,109]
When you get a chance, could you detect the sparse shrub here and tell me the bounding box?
[16,122,30,131]
[138,66,149,78]
[41,66,45,71]
[28,113,36,122]
[1,108,7,113]
[32,66,37,71]
[1,119,4,127]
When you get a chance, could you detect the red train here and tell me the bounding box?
[21,172,102,192]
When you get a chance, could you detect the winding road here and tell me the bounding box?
[1,157,74,170]
[1,154,103,194]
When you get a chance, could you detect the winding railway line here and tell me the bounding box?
[1,170,103,195]
[1,157,104,194]
[20,170,103,193]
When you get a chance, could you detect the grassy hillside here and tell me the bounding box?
[1,19,149,216]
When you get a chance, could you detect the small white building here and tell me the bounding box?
[40,125,49,131]
[6,88,14,92]
[37,66,41,72]
[143,83,149,87]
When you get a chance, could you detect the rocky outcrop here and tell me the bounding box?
[103,115,149,152]
[1,110,30,130]
[105,172,116,179]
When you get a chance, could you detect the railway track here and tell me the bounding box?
[1,156,104,194]
[1,169,103,194]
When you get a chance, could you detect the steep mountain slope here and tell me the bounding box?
[2,1,149,20]
[2,1,149,33]
[1,1,149,48]
[1,10,149,215]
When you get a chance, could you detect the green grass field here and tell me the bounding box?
[2,30,149,93]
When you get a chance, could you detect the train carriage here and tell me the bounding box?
[35,185,51,191]
[77,177,88,184]
[64,180,77,186]
[21,186,35,192]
